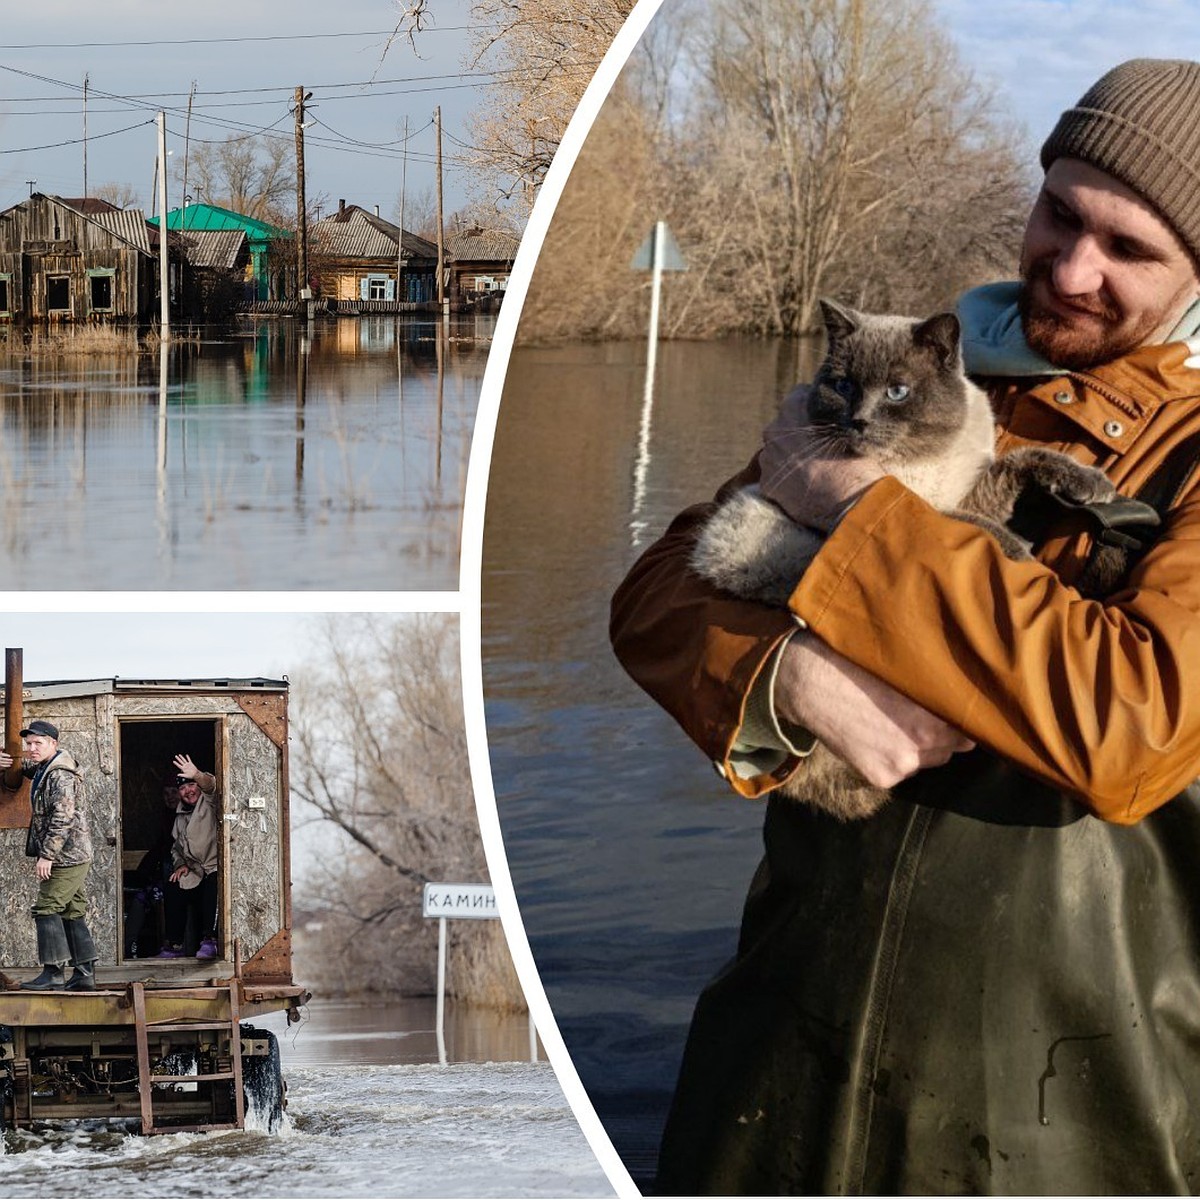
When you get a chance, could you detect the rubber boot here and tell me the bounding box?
[63,917,98,991]
[21,914,70,990]
[20,964,65,990]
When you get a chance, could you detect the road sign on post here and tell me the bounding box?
[422,882,537,1065]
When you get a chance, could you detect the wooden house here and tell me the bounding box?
[0,195,159,324]
[310,201,439,308]
[445,226,521,305]
[175,229,251,321]
[153,203,291,304]
[0,665,306,1134]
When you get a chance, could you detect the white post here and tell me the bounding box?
[435,915,447,1067]
[529,1012,537,1063]
[630,221,666,546]
[642,220,665,407]
[156,112,170,341]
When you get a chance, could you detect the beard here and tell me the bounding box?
[1018,259,1160,370]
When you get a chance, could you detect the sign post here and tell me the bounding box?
[629,222,687,545]
[422,882,537,1066]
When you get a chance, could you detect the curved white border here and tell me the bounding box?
[460,3,666,1197]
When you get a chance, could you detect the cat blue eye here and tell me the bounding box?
[886,384,910,402]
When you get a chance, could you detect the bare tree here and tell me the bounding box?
[465,1,636,212]
[290,614,522,1008]
[179,134,296,225]
[518,0,1031,343]
[91,181,141,209]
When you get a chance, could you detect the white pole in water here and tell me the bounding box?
[435,915,448,1066]
[642,219,665,408]
[529,1011,538,1062]
[156,112,170,340]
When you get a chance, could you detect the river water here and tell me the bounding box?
[481,337,817,1190]
[0,314,487,590]
[0,997,612,1198]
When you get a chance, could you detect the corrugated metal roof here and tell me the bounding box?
[152,203,291,241]
[313,210,398,259]
[179,229,247,270]
[445,228,521,263]
[2,677,288,701]
[319,205,439,261]
[89,209,154,254]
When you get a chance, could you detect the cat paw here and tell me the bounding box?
[1003,447,1116,506]
[1049,462,1117,506]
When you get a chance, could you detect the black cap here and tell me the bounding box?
[19,719,59,740]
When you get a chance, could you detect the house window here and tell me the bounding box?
[46,275,71,312]
[88,270,114,312]
[360,274,395,302]
[0,274,11,315]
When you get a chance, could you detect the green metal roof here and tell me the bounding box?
[148,203,290,242]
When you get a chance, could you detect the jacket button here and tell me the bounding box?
[1104,420,1125,438]
[1054,391,1073,404]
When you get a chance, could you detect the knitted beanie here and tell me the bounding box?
[1041,58,1200,264]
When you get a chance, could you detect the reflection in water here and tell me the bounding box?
[482,337,817,1189]
[258,997,539,1067]
[0,315,488,589]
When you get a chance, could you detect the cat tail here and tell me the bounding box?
[689,486,823,607]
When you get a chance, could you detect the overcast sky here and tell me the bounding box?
[934,0,1198,145]
[0,604,454,682]
[0,0,481,220]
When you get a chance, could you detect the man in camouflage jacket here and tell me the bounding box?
[0,719,97,991]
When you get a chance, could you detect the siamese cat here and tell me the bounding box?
[690,299,1120,820]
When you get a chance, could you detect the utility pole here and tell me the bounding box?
[397,115,408,306]
[157,112,170,339]
[181,80,196,225]
[82,73,88,198]
[294,85,312,302]
[434,105,445,309]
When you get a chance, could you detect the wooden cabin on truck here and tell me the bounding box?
[0,653,308,1135]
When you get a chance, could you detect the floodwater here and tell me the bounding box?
[481,338,817,1190]
[0,997,613,1198]
[0,314,487,590]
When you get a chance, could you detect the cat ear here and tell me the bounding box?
[913,312,962,365]
[819,298,859,343]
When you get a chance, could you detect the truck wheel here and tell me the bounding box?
[240,1025,285,1133]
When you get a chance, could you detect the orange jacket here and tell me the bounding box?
[610,341,1200,825]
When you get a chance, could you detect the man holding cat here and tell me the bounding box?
[612,58,1200,1194]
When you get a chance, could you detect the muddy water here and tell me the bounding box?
[0,315,487,590]
[482,337,818,1189]
[0,999,612,1198]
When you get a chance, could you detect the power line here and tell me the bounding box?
[0,26,486,50]
[0,62,601,103]
[0,118,153,156]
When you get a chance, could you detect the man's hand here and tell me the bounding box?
[0,751,12,771]
[170,865,189,884]
[758,386,884,532]
[35,858,53,881]
[776,632,974,788]
[172,753,198,780]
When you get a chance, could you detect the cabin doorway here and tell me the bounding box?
[118,718,223,963]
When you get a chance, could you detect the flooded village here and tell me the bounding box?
[0,190,519,590]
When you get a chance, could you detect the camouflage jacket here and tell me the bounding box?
[24,750,92,866]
